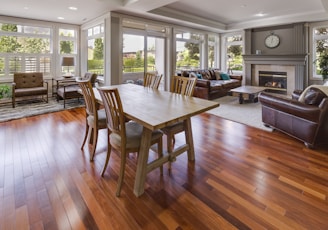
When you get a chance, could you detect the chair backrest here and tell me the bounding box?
[171,76,197,96]
[83,72,98,86]
[76,79,97,117]
[14,72,44,88]
[97,88,126,140]
[144,72,162,89]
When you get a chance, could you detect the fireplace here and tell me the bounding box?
[243,54,307,95]
[259,71,287,94]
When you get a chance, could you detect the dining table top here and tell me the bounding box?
[95,84,219,131]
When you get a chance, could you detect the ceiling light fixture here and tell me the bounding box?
[255,12,265,17]
[23,6,29,10]
[57,17,64,20]
[68,6,78,11]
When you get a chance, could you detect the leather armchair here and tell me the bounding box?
[258,90,328,148]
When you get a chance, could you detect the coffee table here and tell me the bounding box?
[229,86,267,104]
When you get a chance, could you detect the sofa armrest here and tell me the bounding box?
[196,79,210,88]
[230,74,242,81]
[43,80,49,89]
[258,92,322,122]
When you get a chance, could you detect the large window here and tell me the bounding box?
[175,32,202,70]
[225,34,243,74]
[0,23,51,77]
[208,35,216,68]
[313,26,328,78]
[87,24,104,76]
[175,32,203,70]
[59,28,78,76]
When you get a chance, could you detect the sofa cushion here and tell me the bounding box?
[209,80,223,91]
[304,87,327,106]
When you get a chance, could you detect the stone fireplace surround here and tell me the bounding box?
[243,54,307,95]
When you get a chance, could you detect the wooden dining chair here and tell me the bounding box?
[144,72,162,89]
[98,87,163,196]
[77,78,107,161]
[162,76,197,169]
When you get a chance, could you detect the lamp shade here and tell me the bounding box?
[61,57,75,66]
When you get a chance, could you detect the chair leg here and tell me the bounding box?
[81,121,89,150]
[101,134,111,176]
[90,127,98,161]
[116,152,127,197]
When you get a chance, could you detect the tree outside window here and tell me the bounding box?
[314,27,328,79]
[226,35,243,73]
[0,23,51,75]
[87,24,104,76]
[176,32,201,70]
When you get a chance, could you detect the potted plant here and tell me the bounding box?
[316,54,328,84]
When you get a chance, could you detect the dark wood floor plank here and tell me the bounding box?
[1,107,328,229]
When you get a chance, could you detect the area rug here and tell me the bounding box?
[0,98,85,122]
[206,96,273,132]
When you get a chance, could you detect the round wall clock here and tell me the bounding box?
[264,33,280,48]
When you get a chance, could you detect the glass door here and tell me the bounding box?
[122,34,145,84]
[147,36,165,90]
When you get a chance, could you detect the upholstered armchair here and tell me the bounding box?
[258,86,328,148]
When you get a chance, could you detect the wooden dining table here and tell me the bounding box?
[95,83,219,197]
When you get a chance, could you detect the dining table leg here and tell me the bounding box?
[184,118,195,161]
[134,127,152,197]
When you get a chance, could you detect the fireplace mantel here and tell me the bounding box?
[243,54,307,65]
[243,54,308,91]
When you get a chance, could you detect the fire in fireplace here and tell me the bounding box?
[259,71,287,93]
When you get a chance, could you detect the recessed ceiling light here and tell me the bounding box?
[23,6,29,10]
[57,17,64,20]
[255,12,266,17]
[68,6,78,11]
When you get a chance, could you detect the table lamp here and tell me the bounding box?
[61,57,75,77]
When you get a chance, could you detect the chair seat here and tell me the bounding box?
[110,121,163,149]
[161,121,184,134]
[87,108,107,127]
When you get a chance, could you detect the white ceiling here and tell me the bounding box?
[1,0,328,32]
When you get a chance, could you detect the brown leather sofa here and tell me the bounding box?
[180,69,242,100]
[258,87,328,148]
[12,72,48,108]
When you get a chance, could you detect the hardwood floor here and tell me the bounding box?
[0,107,328,229]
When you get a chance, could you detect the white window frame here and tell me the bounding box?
[311,22,328,79]
[222,32,244,75]
[0,22,52,79]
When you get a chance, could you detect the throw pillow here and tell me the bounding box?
[189,72,198,78]
[220,73,231,80]
[214,70,221,80]
[196,73,202,79]
[181,71,189,77]
[209,69,216,80]
[201,71,211,80]
[304,87,327,106]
